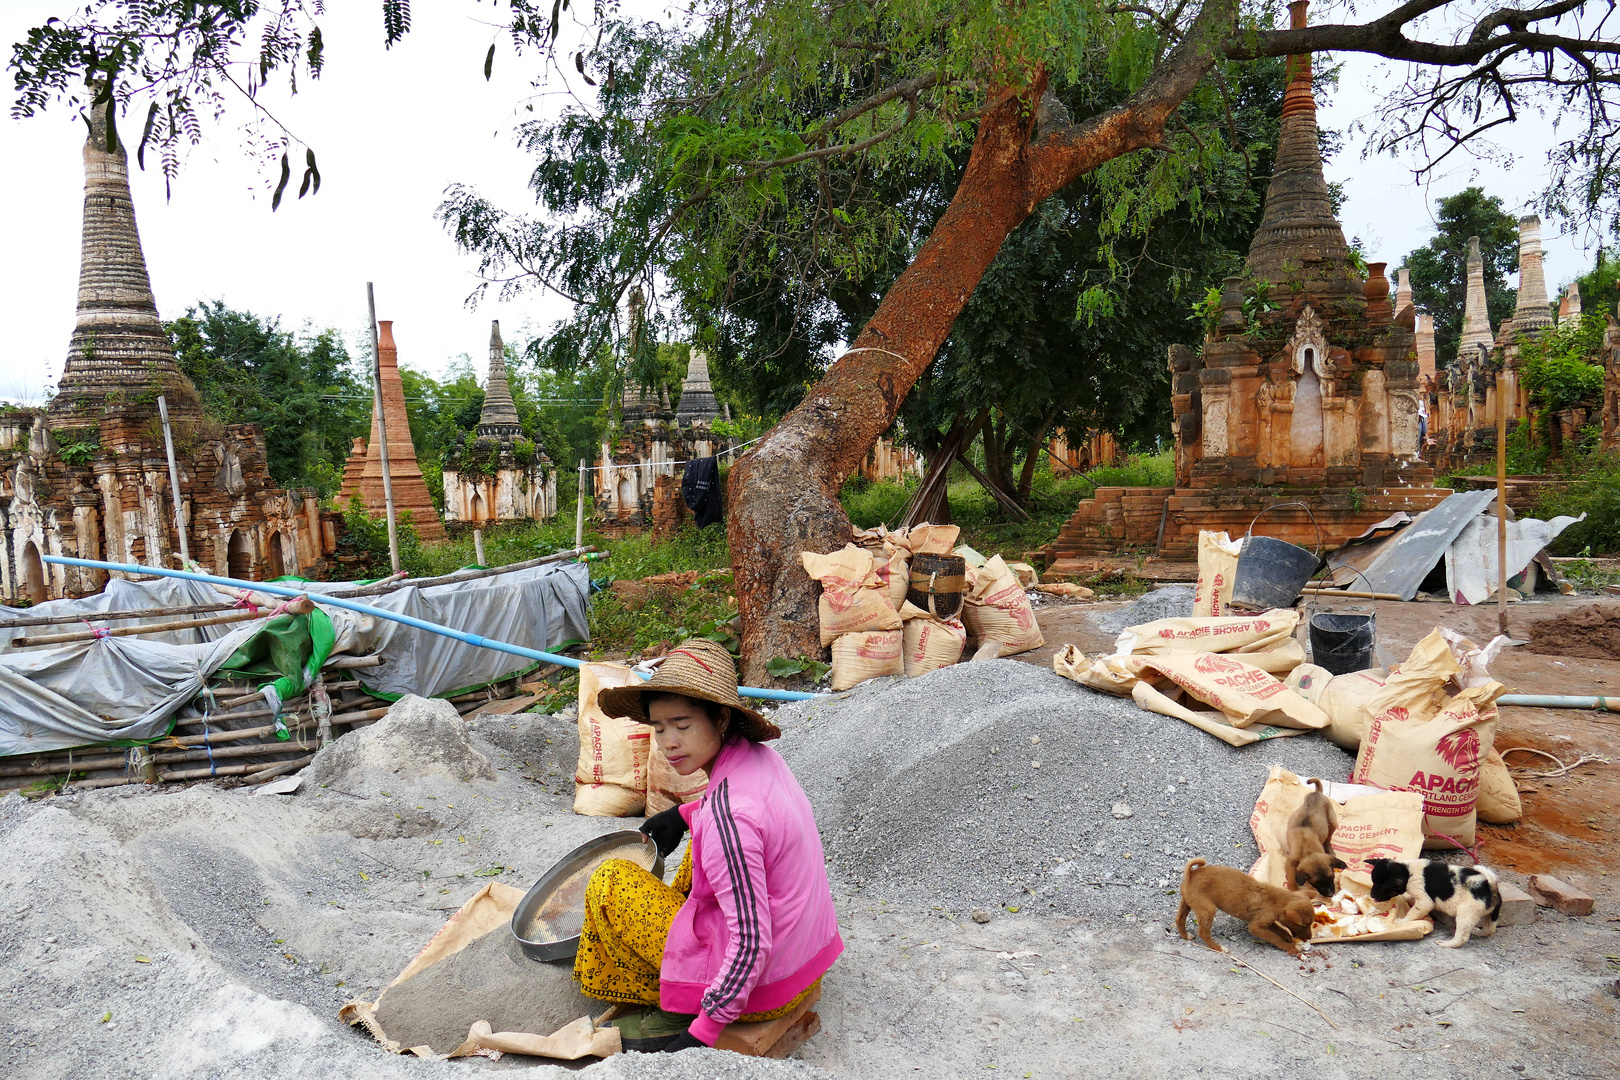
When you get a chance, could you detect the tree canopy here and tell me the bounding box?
[166,302,366,492]
[1398,186,1520,365]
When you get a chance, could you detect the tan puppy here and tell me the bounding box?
[1283,778,1347,897]
[1176,858,1316,956]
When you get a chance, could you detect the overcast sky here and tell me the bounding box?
[0,3,1604,407]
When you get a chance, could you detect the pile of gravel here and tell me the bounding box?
[1095,584,1196,633]
[772,659,1352,919]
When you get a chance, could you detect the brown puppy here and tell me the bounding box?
[1283,778,1347,897]
[1176,858,1316,956]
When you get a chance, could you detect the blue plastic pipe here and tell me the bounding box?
[41,555,818,702]
[1498,694,1620,712]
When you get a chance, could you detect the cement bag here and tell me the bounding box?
[1193,530,1242,617]
[574,663,650,817]
[800,545,902,645]
[1247,766,1426,889]
[962,555,1044,655]
[1476,747,1521,823]
[1285,665,1389,750]
[1130,680,1308,747]
[899,601,967,676]
[1006,561,1040,588]
[891,524,960,556]
[873,545,910,610]
[830,629,903,690]
[1351,630,1503,849]
[645,741,709,817]
[1117,609,1304,675]
[1053,645,1153,696]
[1134,652,1329,732]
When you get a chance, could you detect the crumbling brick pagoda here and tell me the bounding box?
[1042,0,1450,572]
[337,321,445,541]
[441,321,557,526]
[1,105,331,603]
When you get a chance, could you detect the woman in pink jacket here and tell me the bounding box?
[579,639,842,1053]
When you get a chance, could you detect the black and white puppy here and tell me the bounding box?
[1366,858,1502,948]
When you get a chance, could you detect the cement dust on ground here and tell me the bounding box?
[3,610,1618,1079]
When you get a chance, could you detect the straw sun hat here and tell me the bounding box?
[597,639,780,743]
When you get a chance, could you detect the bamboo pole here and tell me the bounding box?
[9,598,314,647]
[149,740,320,766]
[576,458,587,548]
[325,655,383,670]
[0,601,240,630]
[246,757,316,784]
[1497,373,1510,635]
[157,395,190,564]
[160,755,314,783]
[368,282,401,575]
[0,754,130,779]
[1300,587,1403,600]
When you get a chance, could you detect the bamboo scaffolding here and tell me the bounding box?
[10,598,315,647]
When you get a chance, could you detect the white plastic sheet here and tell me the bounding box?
[1444,513,1583,605]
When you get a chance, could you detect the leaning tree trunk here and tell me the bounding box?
[725,6,1232,683]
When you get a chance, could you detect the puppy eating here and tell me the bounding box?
[1366,858,1502,948]
[1176,858,1316,956]
[1284,777,1347,897]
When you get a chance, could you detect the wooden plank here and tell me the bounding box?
[467,694,540,718]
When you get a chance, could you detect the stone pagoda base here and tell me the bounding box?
[1041,484,1454,573]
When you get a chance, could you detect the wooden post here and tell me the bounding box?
[367,283,401,575]
[156,395,190,565]
[473,529,486,566]
[575,458,587,548]
[1497,372,1509,636]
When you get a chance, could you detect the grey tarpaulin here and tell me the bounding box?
[302,561,590,698]
[0,561,591,756]
[0,576,242,655]
[0,624,265,756]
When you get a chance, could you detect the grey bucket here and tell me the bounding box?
[1229,503,1324,610]
[1309,611,1376,675]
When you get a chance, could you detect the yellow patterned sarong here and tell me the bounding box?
[573,849,814,1021]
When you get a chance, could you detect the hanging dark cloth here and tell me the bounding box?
[681,455,724,528]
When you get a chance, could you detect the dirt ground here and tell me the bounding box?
[1026,591,1620,885]
[2,594,1617,1079]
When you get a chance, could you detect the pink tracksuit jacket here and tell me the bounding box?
[661,735,843,1045]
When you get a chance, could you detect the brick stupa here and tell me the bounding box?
[1040,0,1449,571]
[338,321,444,540]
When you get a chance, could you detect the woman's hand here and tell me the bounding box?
[640,805,689,858]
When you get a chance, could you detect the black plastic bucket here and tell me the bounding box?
[1229,502,1324,611]
[1309,611,1376,675]
[1231,535,1323,610]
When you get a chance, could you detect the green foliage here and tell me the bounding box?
[57,434,100,467]
[1399,188,1520,363]
[167,303,368,493]
[1537,457,1620,555]
[765,656,831,682]
[342,497,428,578]
[1521,327,1605,412]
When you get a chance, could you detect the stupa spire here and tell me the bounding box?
[1244,0,1356,307]
[1510,215,1554,336]
[476,320,523,439]
[49,99,201,430]
[675,348,721,425]
[1458,236,1494,356]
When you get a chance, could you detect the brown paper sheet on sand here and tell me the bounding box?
[340,882,620,1061]
[1245,767,1432,943]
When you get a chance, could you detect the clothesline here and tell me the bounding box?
[573,433,768,473]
